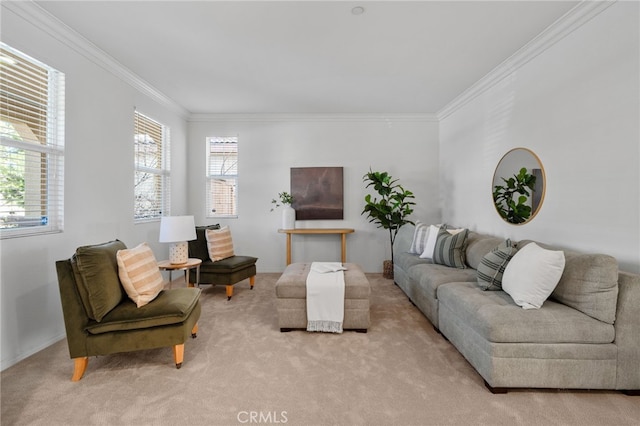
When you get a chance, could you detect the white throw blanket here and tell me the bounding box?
[306,262,346,333]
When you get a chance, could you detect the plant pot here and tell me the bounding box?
[282,205,296,230]
[383,260,394,279]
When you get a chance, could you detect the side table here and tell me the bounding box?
[157,258,202,288]
[277,228,355,265]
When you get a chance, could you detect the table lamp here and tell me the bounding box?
[159,215,197,264]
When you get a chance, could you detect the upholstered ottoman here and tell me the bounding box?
[275,263,370,332]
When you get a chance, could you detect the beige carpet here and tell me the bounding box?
[2,273,638,426]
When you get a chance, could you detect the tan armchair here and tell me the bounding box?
[56,240,201,381]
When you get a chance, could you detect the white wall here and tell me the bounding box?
[439,2,640,273]
[187,115,440,272]
[0,5,189,370]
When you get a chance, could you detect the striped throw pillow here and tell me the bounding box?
[116,242,164,307]
[206,226,235,261]
[432,227,469,269]
[477,240,519,291]
[409,221,430,254]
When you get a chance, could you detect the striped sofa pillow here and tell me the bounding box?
[206,226,235,261]
[477,239,519,291]
[409,221,430,254]
[117,242,164,307]
[432,227,469,269]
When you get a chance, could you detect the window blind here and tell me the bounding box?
[0,43,65,238]
[134,111,170,221]
[207,136,238,217]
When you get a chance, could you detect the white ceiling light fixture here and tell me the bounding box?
[351,6,365,15]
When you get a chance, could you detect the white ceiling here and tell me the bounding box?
[36,1,579,115]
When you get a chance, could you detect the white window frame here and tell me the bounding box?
[134,110,170,222]
[0,43,65,239]
[206,136,238,218]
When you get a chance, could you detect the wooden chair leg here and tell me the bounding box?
[191,323,198,338]
[249,275,255,289]
[173,344,184,369]
[71,357,88,382]
[226,285,234,300]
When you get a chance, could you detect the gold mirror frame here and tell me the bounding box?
[492,147,546,225]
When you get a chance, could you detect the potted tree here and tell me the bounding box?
[361,169,415,279]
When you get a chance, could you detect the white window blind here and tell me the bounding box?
[207,136,238,218]
[134,111,170,221]
[0,43,65,238]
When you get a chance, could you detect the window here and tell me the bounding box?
[0,43,65,238]
[207,136,238,218]
[134,111,170,221]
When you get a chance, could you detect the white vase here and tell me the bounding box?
[282,205,295,229]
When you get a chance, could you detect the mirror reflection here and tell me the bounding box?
[492,148,545,225]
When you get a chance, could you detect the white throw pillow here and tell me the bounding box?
[419,225,441,259]
[502,242,566,309]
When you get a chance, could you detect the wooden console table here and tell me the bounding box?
[278,228,355,265]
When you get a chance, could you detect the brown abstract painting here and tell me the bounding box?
[291,167,344,220]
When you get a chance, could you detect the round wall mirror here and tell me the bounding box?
[492,148,546,225]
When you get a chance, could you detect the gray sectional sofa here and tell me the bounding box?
[393,223,640,393]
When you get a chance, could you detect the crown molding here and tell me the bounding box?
[188,113,438,123]
[4,1,190,119]
[437,0,616,121]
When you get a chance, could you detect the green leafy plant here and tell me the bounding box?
[270,191,294,211]
[493,167,537,224]
[361,169,415,265]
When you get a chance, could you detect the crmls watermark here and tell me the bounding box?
[237,411,288,424]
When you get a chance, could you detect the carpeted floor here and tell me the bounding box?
[2,273,639,426]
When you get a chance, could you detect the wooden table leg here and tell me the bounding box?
[286,233,292,265]
[341,233,347,263]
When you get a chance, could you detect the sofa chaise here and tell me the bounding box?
[393,223,640,393]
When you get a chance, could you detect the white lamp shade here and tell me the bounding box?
[159,216,196,243]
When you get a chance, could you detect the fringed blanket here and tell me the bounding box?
[306,262,346,333]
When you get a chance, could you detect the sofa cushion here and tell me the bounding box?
[477,239,518,291]
[395,251,432,273]
[464,232,508,270]
[552,251,619,324]
[116,242,165,307]
[86,287,201,334]
[200,255,258,273]
[437,282,615,344]
[407,263,477,300]
[72,240,127,322]
[433,227,469,269]
[502,242,565,309]
[206,226,235,261]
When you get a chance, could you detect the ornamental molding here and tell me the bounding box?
[4,1,190,118]
[437,1,616,120]
[188,113,438,123]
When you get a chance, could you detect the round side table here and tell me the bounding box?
[157,258,202,288]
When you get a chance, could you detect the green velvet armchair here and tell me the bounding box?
[56,240,201,381]
[188,225,258,300]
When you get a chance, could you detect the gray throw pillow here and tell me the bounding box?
[433,227,469,269]
[477,239,518,291]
